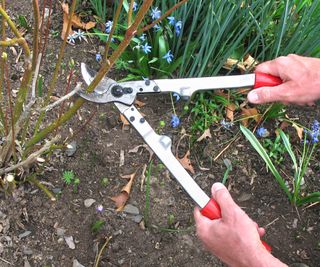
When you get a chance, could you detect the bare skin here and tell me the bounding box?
[194,183,288,267]
[248,54,320,105]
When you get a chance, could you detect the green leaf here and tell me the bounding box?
[240,125,292,201]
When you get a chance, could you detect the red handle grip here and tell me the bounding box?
[254,72,282,89]
[201,198,272,252]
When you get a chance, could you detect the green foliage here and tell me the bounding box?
[91,219,105,233]
[167,214,175,227]
[62,170,75,185]
[101,177,109,186]
[240,125,320,206]
[89,0,108,22]
[18,15,31,31]
[262,135,286,165]
[62,170,80,192]
[190,92,227,133]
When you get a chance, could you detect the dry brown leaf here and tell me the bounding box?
[292,123,304,140]
[177,150,195,174]
[224,58,246,72]
[111,172,136,211]
[226,103,236,122]
[120,114,130,130]
[61,3,96,40]
[128,144,154,161]
[241,108,261,127]
[134,99,146,107]
[197,128,212,142]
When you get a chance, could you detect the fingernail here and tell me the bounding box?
[248,91,259,103]
[212,182,225,192]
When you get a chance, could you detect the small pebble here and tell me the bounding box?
[19,230,31,239]
[84,199,96,208]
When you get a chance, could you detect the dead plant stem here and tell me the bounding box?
[94,236,112,267]
[32,0,40,71]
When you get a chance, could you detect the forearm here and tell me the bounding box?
[229,249,288,267]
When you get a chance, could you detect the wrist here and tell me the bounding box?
[229,246,288,267]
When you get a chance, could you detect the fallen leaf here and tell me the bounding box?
[134,99,146,107]
[120,114,130,130]
[226,103,236,122]
[241,108,261,127]
[111,172,136,211]
[197,128,212,142]
[243,54,258,70]
[61,3,96,40]
[292,123,304,140]
[177,150,195,174]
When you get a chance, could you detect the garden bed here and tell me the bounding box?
[0,1,319,267]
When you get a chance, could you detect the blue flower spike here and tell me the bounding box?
[170,114,180,128]
[153,24,161,32]
[151,7,161,20]
[67,33,76,44]
[74,29,86,42]
[95,53,102,62]
[105,20,113,34]
[168,16,175,25]
[256,127,269,138]
[141,43,152,54]
[175,21,182,36]
[307,120,320,144]
[173,93,180,102]
[139,33,147,42]
[163,50,174,63]
[133,2,138,12]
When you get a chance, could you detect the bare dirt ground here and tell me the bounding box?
[0,1,319,267]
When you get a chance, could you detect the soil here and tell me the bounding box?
[0,1,319,267]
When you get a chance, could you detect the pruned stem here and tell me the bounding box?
[27,174,56,201]
[42,82,82,112]
[0,135,60,175]
[94,236,112,267]
[104,0,124,59]
[0,6,31,56]
[0,38,26,46]
[32,0,40,71]
[137,0,189,34]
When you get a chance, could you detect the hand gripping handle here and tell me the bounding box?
[254,72,282,89]
[201,198,272,252]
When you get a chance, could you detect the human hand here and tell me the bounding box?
[194,183,288,267]
[248,54,320,105]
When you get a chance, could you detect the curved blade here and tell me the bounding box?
[79,63,117,103]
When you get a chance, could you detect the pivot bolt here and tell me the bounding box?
[111,85,124,97]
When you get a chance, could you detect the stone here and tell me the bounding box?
[123,204,139,215]
[84,199,96,208]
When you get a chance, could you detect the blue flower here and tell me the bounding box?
[173,93,180,102]
[306,120,320,144]
[141,43,152,54]
[175,21,182,36]
[151,7,161,20]
[95,53,102,62]
[67,33,76,44]
[139,33,147,42]
[133,2,138,12]
[256,127,269,138]
[221,119,234,130]
[170,114,180,128]
[163,50,174,63]
[105,20,113,33]
[153,24,161,32]
[74,29,86,41]
[167,16,175,25]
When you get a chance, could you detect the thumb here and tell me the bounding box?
[248,82,292,104]
[211,183,238,219]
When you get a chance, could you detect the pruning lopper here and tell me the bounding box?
[79,63,282,251]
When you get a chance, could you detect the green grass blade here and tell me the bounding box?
[240,125,292,201]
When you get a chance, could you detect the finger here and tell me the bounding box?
[258,227,266,237]
[248,82,292,104]
[255,56,292,79]
[211,183,238,219]
[194,207,212,225]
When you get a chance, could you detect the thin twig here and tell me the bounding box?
[0,256,13,265]
[42,83,82,112]
[303,201,320,210]
[0,135,60,175]
[31,53,42,100]
[263,217,279,228]
[94,236,112,267]
[214,134,240,161]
